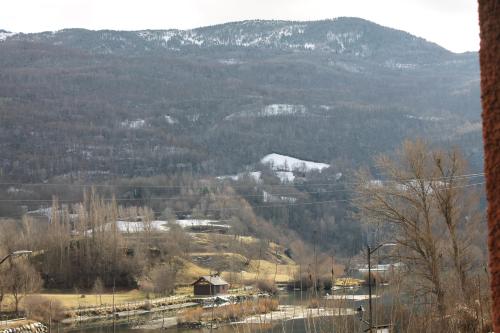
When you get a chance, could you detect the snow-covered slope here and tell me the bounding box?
[261,153,330,172]
[90,219,230,234]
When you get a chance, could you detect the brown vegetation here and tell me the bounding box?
[21,295,65,323]
[179,299,279,324]
[356,140,489,330]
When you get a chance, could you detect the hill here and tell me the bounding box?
[0,18,482,183]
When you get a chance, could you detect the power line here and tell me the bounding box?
[0,181,485,219]
[0,172,485,189]
[0,180,485,204]
[0,188,354,203]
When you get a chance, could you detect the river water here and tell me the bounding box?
[67,289,373,333]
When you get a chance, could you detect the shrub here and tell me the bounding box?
[256,280,277,294]
[308,298,320,309]
[22,296,65,323]
[179,307,204,323]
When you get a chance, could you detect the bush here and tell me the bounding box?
[256,280,277,294]
[179,307,204,323]
[308,298,320,309]
[179,299,279,324]
[22,296,65,323]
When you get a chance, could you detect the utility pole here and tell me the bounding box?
[365,242,396,333]
[112,278,116,333]
[367,245,373,333]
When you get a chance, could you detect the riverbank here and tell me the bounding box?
[0,321,46,333]
[236,305,355,324]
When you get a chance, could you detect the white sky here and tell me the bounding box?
[0,0,480,53]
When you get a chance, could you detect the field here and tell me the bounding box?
[2,290,147,311]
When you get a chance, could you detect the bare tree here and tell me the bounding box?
[6,261,42,313]
[150,264,177,296]
[92,278,104,305]
[356,140,483,320]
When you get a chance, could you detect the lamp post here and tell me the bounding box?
[367,243,396,333]
[0,250,32,266]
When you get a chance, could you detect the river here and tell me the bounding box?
[67,289,376,333]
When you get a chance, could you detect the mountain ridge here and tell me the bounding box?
[0,17,455,60]
[0,17,482,183]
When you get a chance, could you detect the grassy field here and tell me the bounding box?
[1,289,148,310]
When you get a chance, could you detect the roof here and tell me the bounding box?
[192,275,228,286]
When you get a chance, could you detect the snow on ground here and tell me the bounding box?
[90,219,229,234]
[218,58,242,65]
[112,220,169,233]
[405,115,443,122]
[261,153,329,172]
[262,190,297,203]
[164,115,178,124]
[276,171,295,183]
[324,294,379,301]
[304,43,316,50]
[0,31,16,41]
[358,263,404,273]
[217,171,261,182]
[385,60,417,70]
[175,219,230,229]
[258,104,306,117]
[225,104,306,120]
[27,207,52,217]
[121,119,146,129]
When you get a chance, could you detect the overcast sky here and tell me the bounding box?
[1,0,479,53]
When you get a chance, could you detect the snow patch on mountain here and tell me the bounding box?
[384,60,417,70]
[225,104,306,120]
[260,104,306,116]
[121,119,146,129]
[304,43,316,50]
[261,153,330,172]
[164,115,178,124]
[326,31,363,53]
[218,58,242,65]
[217,171,262,182]
[276,171,295,183]
[405,115,442,122]
[0,31,16,41]
[263,190,297,203]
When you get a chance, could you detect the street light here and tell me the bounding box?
[0,250,33,266]
[367,243,396,333]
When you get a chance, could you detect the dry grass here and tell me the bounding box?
[179,299,279,324]
[179,306,204,323]
[243,260,298,283]
[31,289,146,309]
[176,257,211,284]
[179,256,297,285]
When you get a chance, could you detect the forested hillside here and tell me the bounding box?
[0,18,483,254]
[0,18,482,182]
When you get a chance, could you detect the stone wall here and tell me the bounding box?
[0,322,47,333]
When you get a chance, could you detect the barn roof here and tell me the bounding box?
[192,275,228,286]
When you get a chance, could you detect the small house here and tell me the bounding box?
[192,275,229,296]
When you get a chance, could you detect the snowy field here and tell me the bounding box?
[121,119,146,129]
[111,219,230,233]
[261,153,330,172]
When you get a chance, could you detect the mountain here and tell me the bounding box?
[0,18,482,182]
